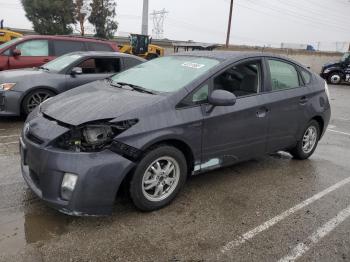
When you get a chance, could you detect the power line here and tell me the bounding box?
[233,0,350,35]
[243,0,350,32]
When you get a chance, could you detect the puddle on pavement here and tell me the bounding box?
[0,210,71,255]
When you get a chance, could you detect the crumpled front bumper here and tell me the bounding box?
[20,117,136,216]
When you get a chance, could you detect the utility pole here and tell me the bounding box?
[141,0,149,35]
[226,0,234,48]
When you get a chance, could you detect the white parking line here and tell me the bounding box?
[0,141,18,146]
[328,129,350,136]
[221,176,350,254]
[0,135,19,139]
[278,204,350,262]
[338,117,350,122]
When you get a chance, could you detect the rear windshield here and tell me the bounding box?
[0,37,22,50]
[111,56,220,93]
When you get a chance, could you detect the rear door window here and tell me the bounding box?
[16,40,49,56]
[53,40,86,56]
[268,59,300,90]
[86,42,113,52]
[77,58,121,74]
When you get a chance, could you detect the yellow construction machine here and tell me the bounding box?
[0,20,23,44]
[119,34,164,60]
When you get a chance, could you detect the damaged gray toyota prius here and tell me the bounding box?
[20,51,331,216]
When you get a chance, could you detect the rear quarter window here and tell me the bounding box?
[87,42,114,52]
[299,67,312,85]
[124,57,143,69]
[53,40,86,56]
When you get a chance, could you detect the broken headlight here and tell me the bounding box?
[54,119,138,152]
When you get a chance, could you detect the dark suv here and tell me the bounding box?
[0,35,119,71]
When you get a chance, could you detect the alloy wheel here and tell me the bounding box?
[141,156,180,202]
[26,91,52,113]
[302,126,318,154]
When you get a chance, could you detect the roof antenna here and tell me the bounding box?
[0,20,3,29]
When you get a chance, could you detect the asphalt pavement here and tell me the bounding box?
[0,85,349,262]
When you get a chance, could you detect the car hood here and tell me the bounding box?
[41,80,164,126]
[323,61,340,69]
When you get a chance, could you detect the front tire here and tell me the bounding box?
[290,120,320,160]
[130,145,187,211]
[22,89,55,115]
[327,72,342,85]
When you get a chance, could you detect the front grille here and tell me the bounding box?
[26,132,44,145]
[29,169,40,189]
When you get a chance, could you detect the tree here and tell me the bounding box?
[74,0,90,36]
[22,0,76,35]
[88,0,118,39]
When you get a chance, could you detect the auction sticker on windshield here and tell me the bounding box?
[181,62,206,69]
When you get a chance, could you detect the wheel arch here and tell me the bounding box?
[311,115,325,138]
[20,86,58,114]
[117,138,196,198]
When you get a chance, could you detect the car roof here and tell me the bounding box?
[18,34,115,43]
[66,51,146,61]
[172,51,302,65]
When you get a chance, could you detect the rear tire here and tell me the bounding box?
[129,145,187,211]
[290,120,320,160]
[22,89,55,115]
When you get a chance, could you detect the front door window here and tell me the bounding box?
[213,60,261,97]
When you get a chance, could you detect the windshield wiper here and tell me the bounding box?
[113,81,156,95]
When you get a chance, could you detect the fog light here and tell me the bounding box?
[61,173,78,201]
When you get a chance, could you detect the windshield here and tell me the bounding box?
[111,56,220,93]
[43,53,83,72]
[0,37,22,50]
[340,52,350,62]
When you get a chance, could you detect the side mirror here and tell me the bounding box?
[71,67,83,76]
[12,49,21,57]
[149,37,152,44]
[208,90,236,107]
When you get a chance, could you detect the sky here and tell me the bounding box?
[1,0,350,51]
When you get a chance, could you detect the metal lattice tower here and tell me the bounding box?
[150,9,168,39]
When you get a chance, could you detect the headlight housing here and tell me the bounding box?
[0,83,16,91]
[54,119,138,152]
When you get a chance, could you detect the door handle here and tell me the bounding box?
[299,96,308,105]
[43,59,50,62]
[256,107,269,118]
